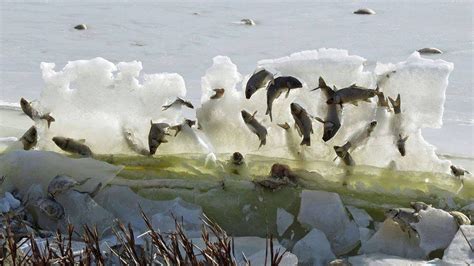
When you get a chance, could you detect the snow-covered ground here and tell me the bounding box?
[0,1,472,159]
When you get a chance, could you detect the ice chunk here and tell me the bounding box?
[247,247,298,266]
[0,198,10,213]
[348,253,439,266]
[411,207,459,255]
[4,192,21,209]
[276,208,294,236]
[359,227,374,245]
[360,219,425,259]
[297,190,359,255]
[346,205,372,228]
[292,228,336,265]
[442,225,474,264]
[151,198,203,238]
[0,150,122,196]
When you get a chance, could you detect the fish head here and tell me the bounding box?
[20,98,28,108]
[241,110,252,121]
[290,103,303,115]
[286,77,303,88]
[333,145,347,157]
[232,152,244,165]
[52,137,67,149]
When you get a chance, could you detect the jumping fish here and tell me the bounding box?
[266,76,303,121]
[20,98,55,128]
[123,127,149,156]
[162,97,194,111]
[245,68,274,99]
[396,134,409,156]
[313,78,342,142]
[388,94,401,114]
[241,110,267,148]
[148,122,170,155]
[19,126,37,150]
[450,165,470,177]
[170,119,196,137]
[210,88,225,99]
[290,103,313,146]
[326,85,378,107]
[334,142,355,166]
[52,137,93,157]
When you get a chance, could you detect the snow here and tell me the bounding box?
[292,228,336,266]
[297,190,359,255]
[276,208,294,236]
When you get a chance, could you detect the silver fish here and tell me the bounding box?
[388,94,401,114]
[148,121,170,155]
[290,103,313,146]
[52,137,93,157]
[20,98,55,128]
[210,88,225,99]
[241,110,267,148]
[170,119,196,137]
[37,198,65,220]
[326,84,378,106]
[123,128,149,156]
[20,126,37,150]
[396,134,408,156]
[334,142,355,166]
[266,76,303,121]
[313,78,342,142]
[162,97,194,111]
[245,69,274,99]
[47,175,90,197]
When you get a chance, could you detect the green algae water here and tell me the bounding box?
[98,153,473,238]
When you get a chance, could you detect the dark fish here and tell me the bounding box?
[326,84,378,106]
[313,77,341,142]
[20,126,37,150]
[148,122,170,155]
[170,119,196,137]
[52,137,93,157]
[241,110,267,148]
[451,165,470,177]
[388,94,401,114]
[290,103,313,146]
[396,134,408,156]
[20,98,55,128]
[162,97,194,111]
[245,69,274,99]
[266,76,303,121]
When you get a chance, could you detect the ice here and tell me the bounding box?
[411,207,459,255]
[348,253,440,266]
[360,219,425,259]
[359,227,375,245]
[292,228,336,266]
[4,192,21,209]
[247,248,298,266]
[2,48,456,172]
[442,225,474,265]
[0,150,122,196]
[276,208,294,236]
[346,205,372,228]
[297,190,359,255]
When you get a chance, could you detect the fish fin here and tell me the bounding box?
[333,156,338,162]
[318,77,327,89]
[375,86,380,93]
[259,138,266,148]
[396,94,401,105]
[285,88,290,98]
[332,85,338,91]
[351,102,359,106]
[300,137,310,146]
[77,139,86,143]
[252,110,258,117]
[161,139,168,143]
[40,113,55,128]
[311,87,320,91]
[402,135,409,142]
[265,107,272,121]
[314,117,325,123]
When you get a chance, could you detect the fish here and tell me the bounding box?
[241,110,267,148]
[396,134,408,156]
[290,103,313,146]
[312,78,342,142]
[148,121,170,155]
[266,76,303,121]
[52,137,93,157]
[417,47,442,54]
[231,152,244,166]
[123,127,149,156]
[19,126,37,150]
[450,165,470,177]
[37,198,65,220]
[20,98,55,128]
[376,91,390,109]
[326,84,378,106]
[170,119,196,137]
[385,208,419,238]
[345,121,377,151]
[334,142,355,166]
[162,97,194,111]
[388,94,401,114]
[245,68,274,99]
[47,175,90,197]
[210,88,225,99]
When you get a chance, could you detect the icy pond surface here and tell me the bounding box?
[0,0,473,159]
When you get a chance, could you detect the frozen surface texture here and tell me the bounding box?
[297,190,359,255]
[348,253,439,266]
[276,208,294,236]
[17,49,454,172]
[292,228,336,266]
[442,225,474,265]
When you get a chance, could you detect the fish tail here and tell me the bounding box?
[259,138,266,148]
[300,137,310,146]
[266,106,273,121]
[41,113,55,128]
